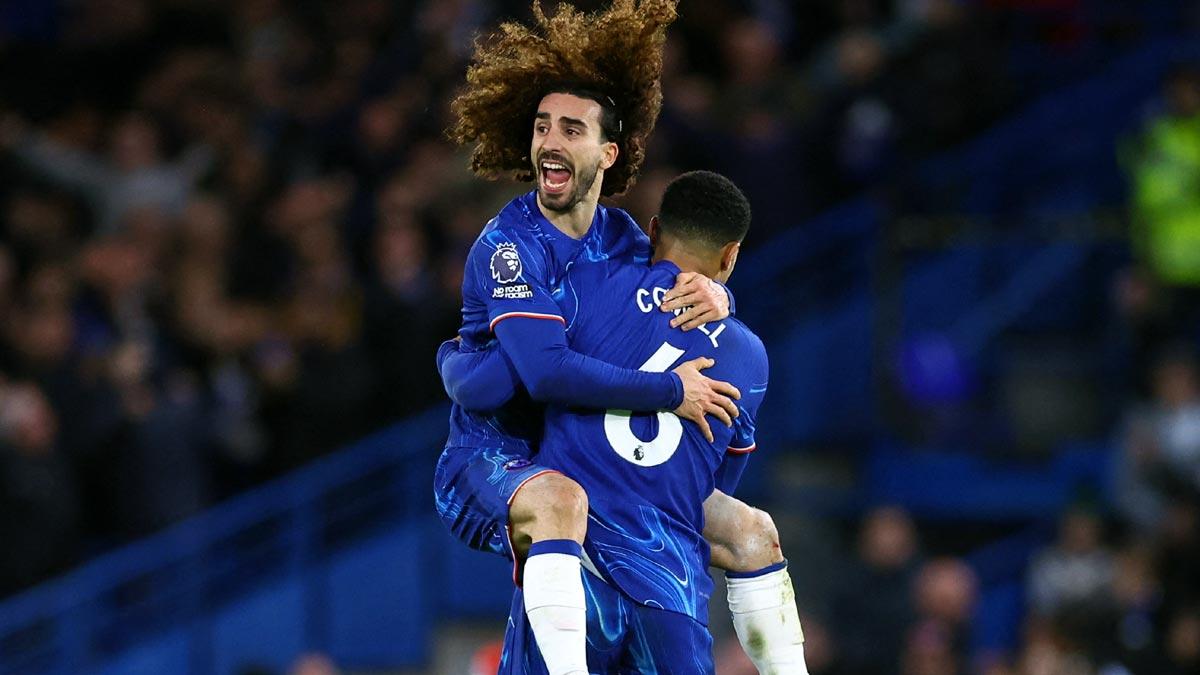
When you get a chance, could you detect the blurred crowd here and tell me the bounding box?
[0,0,1086,598]
[1119,64,1200,380]
[707,500,1200,675]
[240,652,342,675]
[722,59,1200,675]
[729,60,1200,675]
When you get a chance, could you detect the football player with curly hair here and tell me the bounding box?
[434,3,807,672]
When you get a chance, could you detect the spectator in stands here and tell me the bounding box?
[710,17,810,234]
[1098,543,1168,673]
[796,613,842,675]
[911,557,978,669]
[1,188,82,266]
[0,381,79,596]
[105,337,212,537]
[834,505,921,675]
[362,175,461,422]
[0,111,213,232]
[1016,618,1093,675]
[1129,65,1200,282]
[1117,346,1200,530]
[1164,607,1200,675]
[255,177,376,472]
[887,0,1012,155]
[1120,64,1200,365]
[1157,496,1200,613]
[169,195,272,491]
[901,619,962,675]
[1027,505,1115,619]
[288,653,340,675]
[806,28,896,202]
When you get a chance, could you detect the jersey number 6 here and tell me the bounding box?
[603,342,685,467]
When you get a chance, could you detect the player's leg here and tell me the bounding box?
[508,471,590,675]
[499,586,551,675]
[704,489,783,572]
[433,446,545,559]
[500,569,628,675]
[433,446,591,675]
[620,604,715,675]
[703,490,808,674]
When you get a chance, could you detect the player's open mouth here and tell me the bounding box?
[540,159,572,194]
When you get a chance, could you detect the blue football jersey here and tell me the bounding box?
[537,259,769,625]
[448,191,651,451]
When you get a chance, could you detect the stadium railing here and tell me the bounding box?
[735,36,1199,449]
[0,406,517,675]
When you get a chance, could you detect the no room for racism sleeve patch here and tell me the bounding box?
[490,243,533,299]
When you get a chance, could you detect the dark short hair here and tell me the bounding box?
[658,171,751,249]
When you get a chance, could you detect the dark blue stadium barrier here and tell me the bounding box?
[725,39,1200,445]
[732,197,880,310]
[439,533,516,620]
[749,237,1105,446]
[965,523,1060,654]
[0,407,467,675]
[323,526,431,668]
[919,37,1200,219]
[865,442,1115,520]
[81,521,445,675]
[756,292,875,446]
[208,574,307,673]
[92,628,190,675]
[971,581,1026,654]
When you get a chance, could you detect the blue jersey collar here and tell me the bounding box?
[650,259,682,277]
[519,191,604,242]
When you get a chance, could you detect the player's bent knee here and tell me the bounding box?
[751,508,779,541]
[727,507,783,572]
[510,472,589,542]
[540,474,588,523]
[747,508,783,567]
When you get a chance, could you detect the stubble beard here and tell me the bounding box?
[539,159,601,214]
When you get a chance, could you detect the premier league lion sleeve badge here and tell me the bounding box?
[490,242,523,283]
[490,242,534,299]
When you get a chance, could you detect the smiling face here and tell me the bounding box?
[530,92,618,213]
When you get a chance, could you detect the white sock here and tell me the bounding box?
[523,545,588,675]
[726,563,809,675]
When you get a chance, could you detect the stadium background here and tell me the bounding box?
[1,0,1199,673]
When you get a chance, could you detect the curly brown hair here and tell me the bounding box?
[450,0,678,197]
